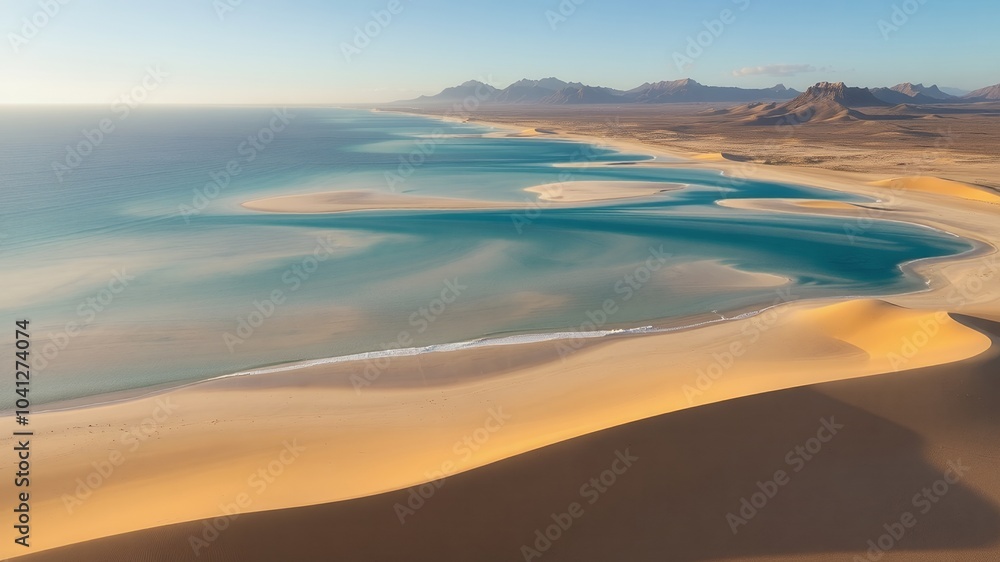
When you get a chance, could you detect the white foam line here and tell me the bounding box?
[206,326,663,382]
[202,304,791,384]
[31,303,792,414]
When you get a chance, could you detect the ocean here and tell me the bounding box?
[0,107,973,407]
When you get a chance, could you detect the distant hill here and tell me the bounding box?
[736,82,889,125]
[891,83,956,100]
[787,81,888,108]
[964,83,1000,101]
[406,80,499,104]
[493,78,584,104]
[871,88,938,105]
[626,79,798,103]
[539,85,627,105]
[872,82,960,104]
[939,86,970,97]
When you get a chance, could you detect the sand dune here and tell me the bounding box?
[483,127,558,138]
[690,152,753,163]
[690,152,728,161]
[794,300,984,366]
[746,100,858,125]
[870,176,1000,204]
[18,317,1000,561]
[514,127,557,137]
[2,293,991,558]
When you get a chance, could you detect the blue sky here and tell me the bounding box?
[2,0,997,104]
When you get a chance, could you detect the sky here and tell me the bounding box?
[1,0,998,104]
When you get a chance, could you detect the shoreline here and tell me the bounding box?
[22,317,1000,561]
[446,109,1000,314]
[6,108,1000,558]
[7,294,992,557]
[25,271,791,416]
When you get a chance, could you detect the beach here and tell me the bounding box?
[5,106,1000,560]
[20,317,1000,561]
[5,107,1000,560]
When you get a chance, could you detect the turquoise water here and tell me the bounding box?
[0,107,972,407]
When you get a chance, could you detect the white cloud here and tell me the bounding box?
[732,64,818,77]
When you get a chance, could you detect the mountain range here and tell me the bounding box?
[399,78,800,105]
[396,78,1000,106]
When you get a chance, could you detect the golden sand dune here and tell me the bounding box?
[871,176,1000,204]
[484,127,558,138]
[516,127,557,137]
[4,296,991,557]
[690,152,753,162]
[21,319,1000,561]
[794,299,988,366]
[690,152,727,161]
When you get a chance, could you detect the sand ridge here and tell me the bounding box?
[870,176,1000,204]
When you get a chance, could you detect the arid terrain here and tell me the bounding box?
[388,102,1000,191]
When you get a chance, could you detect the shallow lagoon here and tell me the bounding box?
[0,108,972,406]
